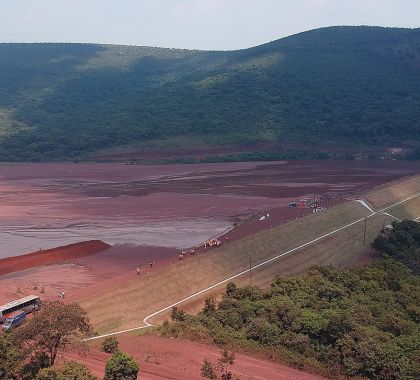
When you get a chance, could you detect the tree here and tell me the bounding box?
[336,330,383,378]
[101,337,119,354]
[371,220,420,273]
[18,301,93,366]
[0,332,25,380]
[104,351,139,380]
[201,358,217,379]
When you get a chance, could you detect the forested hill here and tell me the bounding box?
[1,26,420,162]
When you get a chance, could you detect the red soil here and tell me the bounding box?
[64,335,326,380]
[0,244,178,304]
[0,240,110,276]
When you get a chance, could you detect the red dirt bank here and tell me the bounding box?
[0,240,110,276]
[66,335,326,380]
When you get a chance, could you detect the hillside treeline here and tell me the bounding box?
[163,220,420,379]
[0,26,419,161]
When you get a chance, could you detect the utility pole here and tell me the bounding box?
[363,217,367,245]
[249,256,252,286]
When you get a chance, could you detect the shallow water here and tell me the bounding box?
[0,218,230,257]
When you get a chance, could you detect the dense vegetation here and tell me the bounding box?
[162,220,420,379]
[0,26,420,161]
[372,219,420,274]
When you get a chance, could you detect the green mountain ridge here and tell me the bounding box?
[0,26,420,162]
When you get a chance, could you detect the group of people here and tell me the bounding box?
[204,238,222,249]
[135,235,230,273]
[177,235,228,261]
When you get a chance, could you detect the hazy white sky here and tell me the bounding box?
[0,0,419,50]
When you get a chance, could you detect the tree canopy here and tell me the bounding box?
[0,26,419,162]
[372,219,420,273]
[0,332,25,380]
[35,361,98,380]
[104,351,140,380]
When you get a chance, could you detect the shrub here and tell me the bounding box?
[226,282,237,297]
[35,367,59,380]
[160,320,170,336]
[203,296,217,314]
[280,332,312,355]
[201,358,217,379]
[217,309,243,330]
[58,361,97,380]
[171,306,186,322]
[101,337,119,354]
[245,318,281,345]
[218,350,236,380]
[35,361,97,380]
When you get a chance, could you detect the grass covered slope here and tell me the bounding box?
[78,176,419,333]
[78,201,371,333]
[1,26,420,161]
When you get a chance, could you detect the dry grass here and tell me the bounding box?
[80,202,370,332]
[237,213,393,287]
[385,196,420,220]
[80,176,420,333]
[365,175,420,209]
